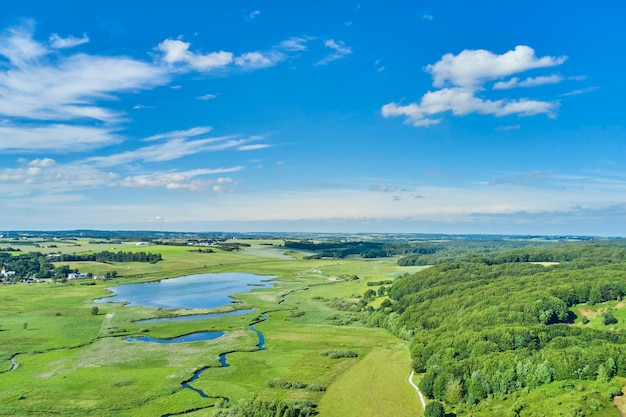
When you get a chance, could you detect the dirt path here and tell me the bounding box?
[408,370,426,411]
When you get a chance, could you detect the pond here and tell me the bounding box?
[125,331,225,344]
[96,272,275,309]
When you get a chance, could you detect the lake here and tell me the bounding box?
[96,272,275,309]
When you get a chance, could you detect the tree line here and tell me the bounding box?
[56,250,162,263]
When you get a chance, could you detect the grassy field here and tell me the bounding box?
[0,242,418,416]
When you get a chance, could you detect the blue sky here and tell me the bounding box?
[1,1,625,235]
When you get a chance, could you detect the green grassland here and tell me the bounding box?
[0,242,420,416]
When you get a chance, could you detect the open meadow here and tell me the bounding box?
[0,240,422,417]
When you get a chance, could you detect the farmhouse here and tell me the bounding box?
[67,272,89,279]
[1,266,16,277]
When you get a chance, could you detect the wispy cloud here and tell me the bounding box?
[49,32,89,49]
[495,124,521,132]
[0,23,172,152]
[144,126,212,142]
[0,124,120,152]
[196,93,217,100]
[238,144,271,151]
[119,168,241,191]
[87,135,244,167]
[493,74,564,89]
[560,86,599,97]
[277,37,311,52]
[382,45,567,127]
[316,39,352,65]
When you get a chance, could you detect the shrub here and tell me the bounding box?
[267,379,292,389]
[321,349,358,359]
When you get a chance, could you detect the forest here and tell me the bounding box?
[369,243,626,414]
[283,240,440,259]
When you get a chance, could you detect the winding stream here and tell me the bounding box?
[10,354,18,371]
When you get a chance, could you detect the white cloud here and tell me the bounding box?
[277,37,310,52]
[382,88,558,127]
[317,39,352,65]
[0,24,170,155]
[493,74,563,89]
[238,144,271,151]
[49,33,89,49]
[382,45,566,127]
[0,124,119,151]
[144,126,212,142]
[248,10,261,20]
[234,51,285,69]
[119,169,240,191]
[28,158,56,167]
[0,22,47,66]
[495,125,521,132]
[0,162,118,194]
[87,135,245,167]
[560,87,599,97]
[196,93,216,100]
[157,38,233,71]
[427,45,567,88]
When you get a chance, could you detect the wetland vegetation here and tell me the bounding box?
[2,232,626,416]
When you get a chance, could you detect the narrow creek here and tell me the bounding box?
[10,354,18,371]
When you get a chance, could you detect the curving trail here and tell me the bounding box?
[408,370,426,411]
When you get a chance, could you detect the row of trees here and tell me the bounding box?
[56,250,162,263]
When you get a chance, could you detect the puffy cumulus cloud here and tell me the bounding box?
[119,169,238,191]
[382,45,567,127]
[49,33,89,49]
[427,45,567,88]
[156,38,233,71]
[316,39,352,65]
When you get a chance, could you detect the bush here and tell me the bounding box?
[321,349,358,359]
[424,401,445,417]
[306,384,326,392]
[267,379,292,389]
[603,312,618,325]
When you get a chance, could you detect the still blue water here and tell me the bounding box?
[96,273,275,309]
